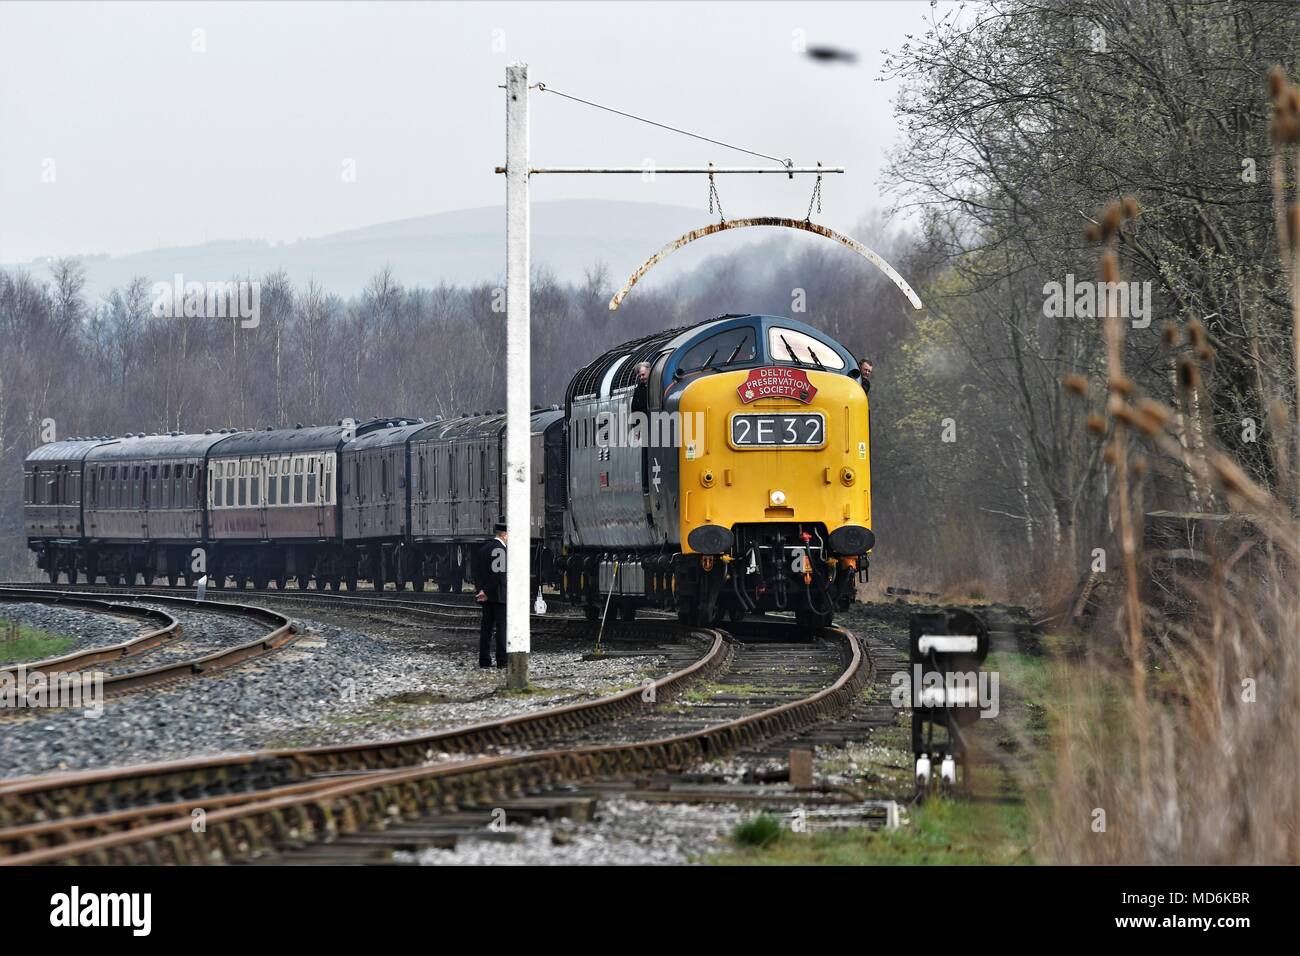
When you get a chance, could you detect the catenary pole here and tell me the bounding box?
[504,62,531,689]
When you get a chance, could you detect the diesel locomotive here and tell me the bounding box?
[23,314,874,626]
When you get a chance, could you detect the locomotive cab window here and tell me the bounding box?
[679,326,757,373]
[766,327,846,370]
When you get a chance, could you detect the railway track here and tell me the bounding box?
[0,620,869,864]
[1,580,483,625]
[0,587,299,699]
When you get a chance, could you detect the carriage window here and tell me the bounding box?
[294,474,303,503]
[381,460,388,497]
[281,475,290,503]
[269,474,278,504]
[226,475,235,505]
[307,471,317,502]
[250,473,260,505]
[765,327,846,370]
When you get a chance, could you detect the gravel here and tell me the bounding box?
[0,602,143,664]
[0,609,672,780]
[97,604,267,675]
[398,794,746,866]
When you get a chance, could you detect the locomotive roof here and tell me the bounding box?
[564,314,855,405]
[84,433,230,462]
[208,424,353,456]
[25,439,107,464]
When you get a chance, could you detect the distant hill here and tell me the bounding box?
[7,200,734,300]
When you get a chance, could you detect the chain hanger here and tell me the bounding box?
[707,164,726,222]
[805,162,823,221]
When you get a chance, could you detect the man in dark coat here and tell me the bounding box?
[474,523,508,668]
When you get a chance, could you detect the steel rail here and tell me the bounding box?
[0,622,719,835]
[0,588,297,701]
[0,590,180,674]
[1,625,867,865]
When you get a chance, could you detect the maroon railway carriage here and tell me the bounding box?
[204,424,349,590]
[22,438,104,583]
[339,418,429,590]
[79,433,224,585]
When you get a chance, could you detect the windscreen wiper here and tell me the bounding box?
[779,335,804,366]
[807,346,826,370]
[725,333,750,365]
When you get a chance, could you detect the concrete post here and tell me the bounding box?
[504,63,531,690]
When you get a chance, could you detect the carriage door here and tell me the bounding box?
[381,454,392,536]
[479,443,490,531]
[415,448,427,536]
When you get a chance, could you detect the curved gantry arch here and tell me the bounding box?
[607,216,925,311]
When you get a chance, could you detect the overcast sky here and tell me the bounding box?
[0,0,930,264]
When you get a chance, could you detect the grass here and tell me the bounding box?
[714,798,1033,865]
[0,620,76,664]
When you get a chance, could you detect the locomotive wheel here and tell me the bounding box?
[166,573,178,588]
[345,575,358,592]
[584,604,601,622]
[47,564,58,584]
[66,567,79,586]
[619,601,637,621]
[253,573,268,591]
[236,576,247,591]
[412,576,425,592]
[727,607,745,624]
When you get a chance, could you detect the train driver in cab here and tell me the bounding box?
[857,357,874,394]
